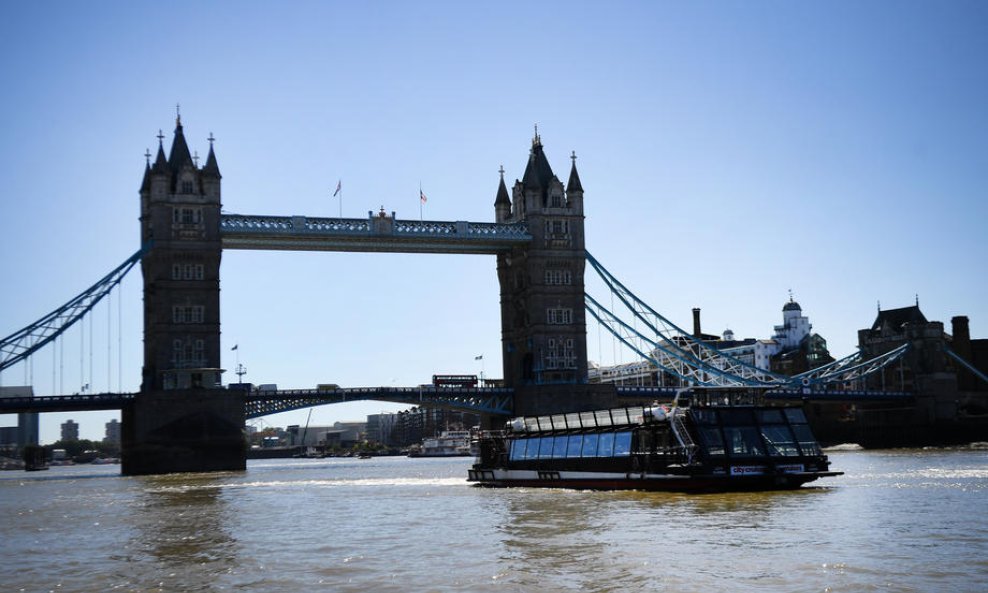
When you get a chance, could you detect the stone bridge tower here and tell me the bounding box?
[495,132,615,415]
[126,116,244,476]
[139,117,223,391]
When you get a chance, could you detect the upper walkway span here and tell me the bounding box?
[220,214,531,254]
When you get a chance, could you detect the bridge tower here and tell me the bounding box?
[125,116,244,475]
[139,116,223,391]
[495,132,615,415]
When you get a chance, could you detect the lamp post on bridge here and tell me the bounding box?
[233,344,246,384]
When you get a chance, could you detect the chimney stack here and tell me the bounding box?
[692,308,702,338]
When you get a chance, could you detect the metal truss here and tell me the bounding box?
[946,347,988,386]
[585,251,914,389]
[585,251,788,387]
[246,386,514,419]
[0,392,137,414]
[0,247,144,374]
[793,343,909,385]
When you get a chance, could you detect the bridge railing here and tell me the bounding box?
[221,214,530,240]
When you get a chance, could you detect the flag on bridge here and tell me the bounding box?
[475,355,483,360]
[420,189,427,204]
[231,344,238,351]
[333,180,342,197]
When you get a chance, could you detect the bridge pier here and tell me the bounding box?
[121,390,245,476]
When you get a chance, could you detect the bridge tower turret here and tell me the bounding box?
[495,131,608,415]
[139,116,223,392]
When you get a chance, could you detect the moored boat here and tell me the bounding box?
[409,430,474,457]
[468,388,842,492]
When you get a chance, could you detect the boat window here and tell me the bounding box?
[597,433,615,457]
[552,436,568,458]
[529,438,543,460]
[784,407,809,424]
[611,409,631,425]
[509,439,524,461]
[582,433,599,457]
[613,431,632,456]
[760,425,800,456]
[723,426,766,457]
[566,435,583,457]
[692,409,719,425]
[720,408,756,426]
[791,424,822,455]
[700,427,726,457]
[757,409,785,424]
[530,437,545,459]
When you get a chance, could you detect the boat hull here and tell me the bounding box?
[467,468,842,493]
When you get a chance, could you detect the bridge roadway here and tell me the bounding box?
[220,214,532,254]
[0,386,912,417]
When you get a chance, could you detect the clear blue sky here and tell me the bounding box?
[1,1,986,444]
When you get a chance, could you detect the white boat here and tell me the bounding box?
[409,430,473,457]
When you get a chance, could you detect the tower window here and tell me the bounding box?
[173,207,202,225]
[181,180,194,194]
[172,305,205,324]
[545,269,573,285]
[547,308,573,325]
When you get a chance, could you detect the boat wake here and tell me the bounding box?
[146,476,469,494]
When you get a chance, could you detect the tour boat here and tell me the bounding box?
[468,388,842,492]
[409,430,474,457]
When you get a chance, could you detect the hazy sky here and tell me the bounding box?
[1,1,986,443]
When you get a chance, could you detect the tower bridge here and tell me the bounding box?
[3,116,983,474]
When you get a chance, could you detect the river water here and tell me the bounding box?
[2,447,987,593]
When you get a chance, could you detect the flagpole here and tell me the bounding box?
[419,182,423,222]
[333,180,342,218]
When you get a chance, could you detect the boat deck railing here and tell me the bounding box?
[669,408,699,465]
[510,405,663,434]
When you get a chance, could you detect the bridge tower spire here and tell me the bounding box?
[495,133,604,414]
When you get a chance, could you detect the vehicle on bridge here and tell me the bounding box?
[432,374,478,389]
[468,388,842,492]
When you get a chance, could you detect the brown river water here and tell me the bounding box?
[2,446,987,592]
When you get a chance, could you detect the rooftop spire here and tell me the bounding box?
[521,130,553,191]
[567,150,583,193]
[202,133,221,179]
[168,116,194,171]
[140,149,152,192]
[494,164,510,207]
[151,129,168,172]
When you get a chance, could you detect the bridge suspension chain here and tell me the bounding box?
[585,251,788,387]
[584,250,914,389]
[0,247,145,374]
[945,347,988,386]
[585,293,760,387]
